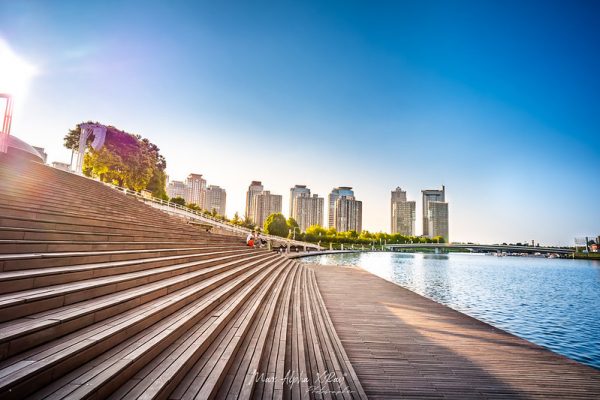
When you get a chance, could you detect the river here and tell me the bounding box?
[299,252,600,370]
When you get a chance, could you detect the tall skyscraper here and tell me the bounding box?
[185,173,207,208]
[166,180,187,199]
[252,190,283,228]
[289,185,311,216]
[205,185,227,216]
[290,185,324,231]
[428,201,449,242]
[245,181,264,222]
[422,186,445,237]
[328,187,354,228]
[391,187,416,235]
[334,196,363,233]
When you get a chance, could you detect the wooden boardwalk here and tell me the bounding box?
[310,264,600,400]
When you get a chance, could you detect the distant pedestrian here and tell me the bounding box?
[247,231,255,247]
[254,231,263,248]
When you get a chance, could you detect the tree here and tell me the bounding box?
[263,213,289,238]
[170,196,186,206]
[287,217,300,238]
[242,216,256,230]
[287,217,299,230]
[231,212,241,225]
[64,123,168,197]
[187,203,201,211]
[306,225,327,236]
[432,236,445,243]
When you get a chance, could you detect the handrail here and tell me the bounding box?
[54,166,321,249]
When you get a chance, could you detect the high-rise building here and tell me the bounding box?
[422,186,445,237]
[185,173,207,208]
[205,185,227,216]
[245,181,264,221]
[391,187,407,204]
[391,187,408,233]
[391,187,416,236]
[328,187,354,228]
[252,190,282,228]
[166,180,187,199]
[289,185,311,216]
[294,194,324,232]
[334,196,362,233]
[289,185,324,231]
[427,201,449,242]
[392,201,416,236]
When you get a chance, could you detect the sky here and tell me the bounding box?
[0,0,598,245]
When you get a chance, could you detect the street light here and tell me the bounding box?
[292,226,300,240]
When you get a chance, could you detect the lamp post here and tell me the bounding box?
[292,226,300,240]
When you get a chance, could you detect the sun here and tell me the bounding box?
[0,39,38,101]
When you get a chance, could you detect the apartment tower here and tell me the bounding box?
[166,180,186,199]
[391,187,416,235]
[205,185,227,216]
[185,173,207,208]
[290,185,324,231]
[329,187,362,233]
[252,190,283,228]
[428,201,449,242]
[328,187,355,228]
[245,181,264,222]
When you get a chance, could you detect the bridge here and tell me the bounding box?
[385,242,574,254]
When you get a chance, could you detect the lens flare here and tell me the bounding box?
[0,39,38,101]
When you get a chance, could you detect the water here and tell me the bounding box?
[300,252,600,370]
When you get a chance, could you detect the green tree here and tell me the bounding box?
[287,217,300,238]
[242,216,256,230]
[263,213,289,238]
[170,196,186,206]
[231,212,241,225]
[187,203,201,211]
[306,224,327,236]
[287,217,299,230]
[64,123,167,196]
[432,235,445,243]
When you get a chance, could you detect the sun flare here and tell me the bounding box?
[0,39,38,101]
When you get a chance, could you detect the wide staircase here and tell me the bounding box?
[0,153,366,400]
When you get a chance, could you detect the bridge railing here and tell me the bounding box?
[385,243,574,254]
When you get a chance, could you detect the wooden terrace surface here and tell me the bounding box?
[311,264,600,399]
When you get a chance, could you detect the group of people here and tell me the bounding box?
[246,230,266,248]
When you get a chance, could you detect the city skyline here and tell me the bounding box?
[1,1,598,245]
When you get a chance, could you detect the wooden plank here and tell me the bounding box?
[311,264,600,399]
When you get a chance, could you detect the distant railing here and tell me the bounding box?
[54,165,321,249]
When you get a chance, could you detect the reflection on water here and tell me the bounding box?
[301,252,600,370]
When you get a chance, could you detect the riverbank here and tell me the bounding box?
[309,263,600,399]
[575,252,600,260]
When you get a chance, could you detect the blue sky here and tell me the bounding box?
[1,0,598,245]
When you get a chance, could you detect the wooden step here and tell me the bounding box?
[0,239,238,255]
[0,252,274,360]
[0,254,281,399]
[5,256,284,400]
[0,250,269,321]
[107,259,292,400]
[250,260,298,400]
[215,262,300,400]
[0,246,249,294]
